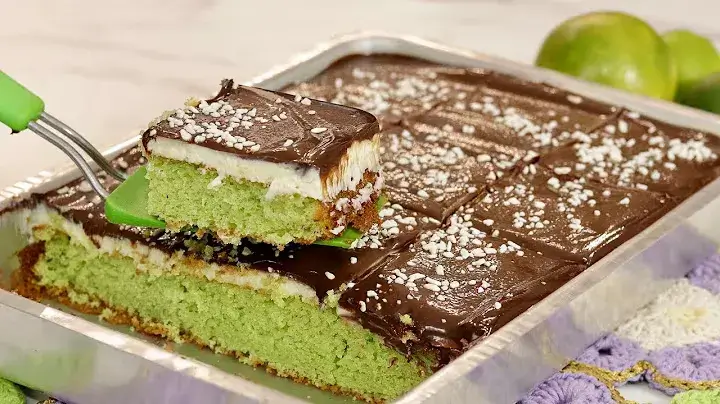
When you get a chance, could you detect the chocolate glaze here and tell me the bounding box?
[468,164,676,264]
[285,55,617,136]
[379,125,526,221]
[541,110,720,198]
[6,54,720,369]
[339,207,585,363]
[143,80,380,176]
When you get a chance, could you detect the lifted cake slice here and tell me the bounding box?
[142,80,383,247]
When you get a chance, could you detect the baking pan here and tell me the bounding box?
[2,32,720,404]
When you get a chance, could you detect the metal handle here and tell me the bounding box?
[28,120,110,199]
[39,113,127,181]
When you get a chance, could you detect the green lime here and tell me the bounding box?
[680,72,720,114]
[0,378,24,404]
[663,29,720,101]
[536,11,677,100]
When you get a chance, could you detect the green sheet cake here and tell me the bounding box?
[5,55,720,402]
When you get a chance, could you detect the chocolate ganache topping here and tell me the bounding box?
[12,54,720,366]
[142,80,380,177]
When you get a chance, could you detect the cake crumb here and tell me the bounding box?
[399,314,414,325]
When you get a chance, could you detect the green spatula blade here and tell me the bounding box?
[105,166,166,228]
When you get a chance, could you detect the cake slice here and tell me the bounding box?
[142,80,383,247]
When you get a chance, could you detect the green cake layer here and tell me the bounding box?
[146,156,329,246]
[25,227,431,402]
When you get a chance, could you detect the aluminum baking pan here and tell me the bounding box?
[2,32,720,404]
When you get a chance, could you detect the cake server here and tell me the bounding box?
[0,70,166,228]
[0,71,378,247]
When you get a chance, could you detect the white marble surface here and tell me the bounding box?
[2,0,719,402]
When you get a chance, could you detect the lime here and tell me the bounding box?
[536,12,677,100]
[663,29,720,101]
[679,72,720,114]
[0,378,24,404]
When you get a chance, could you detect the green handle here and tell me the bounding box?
[0,70,45,132]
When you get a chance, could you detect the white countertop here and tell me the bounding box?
[3,0,719,402]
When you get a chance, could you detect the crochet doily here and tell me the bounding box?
[520,254,720,403]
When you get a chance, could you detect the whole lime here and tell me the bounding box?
[0,378,24,404]
[679,72,720,114]
[663,29,720,101]
[536,11,677,100]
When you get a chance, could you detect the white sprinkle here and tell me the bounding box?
[567,95,583,104]
[505,197,520,206]
[494,302,502,310]
[325,272,336,280]
[301,98,312,106]
[250,144,261,152]
[311,127,328,134]
[350,257,358,264]
[207,174,225,189]
[423,283,441,292]
[359,301,367,312]
[618,120,629,134]
[553,167,572,175]
[619,197,630,205]
[308,110,316,115]
[283,139,294,147]
[482,219,494,226]
[477,154,492,163]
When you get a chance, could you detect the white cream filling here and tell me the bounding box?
[21,206,320,305]
[145,135,380,201]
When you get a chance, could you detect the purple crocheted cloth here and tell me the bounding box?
[576,334,646,383]
[518,373,614,404]
[647,342,720,395]
[688,254,720,294]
